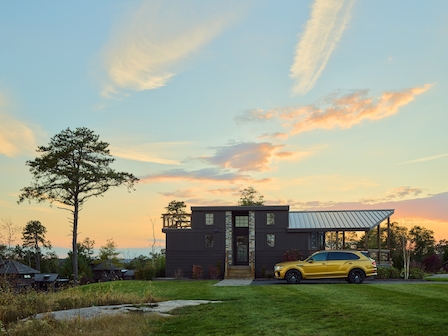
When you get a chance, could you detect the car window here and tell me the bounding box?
[310,252,327,261]
[346,252,360,260]
[328,252,360,260]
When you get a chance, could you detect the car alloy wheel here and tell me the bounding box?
[348,269,365,284]
[285,270,302,284]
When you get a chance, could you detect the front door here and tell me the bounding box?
[233,212,249,265]
[235,235,248,265]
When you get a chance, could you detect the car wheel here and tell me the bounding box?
[285,270,302,284]
[348,269,365,284]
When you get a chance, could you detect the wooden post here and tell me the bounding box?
[342,231,346,249]
[377,223,381,265]
[335,231,339,249]
[387,217,391,264]
[365,230,369,250]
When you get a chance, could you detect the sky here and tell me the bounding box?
[1,0,447,258]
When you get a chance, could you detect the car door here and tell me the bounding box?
[301,252,328,278]
[326,252,357,277]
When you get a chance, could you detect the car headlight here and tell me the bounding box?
[274,265,283,272]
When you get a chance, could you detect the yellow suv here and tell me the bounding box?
[274,250,377,284]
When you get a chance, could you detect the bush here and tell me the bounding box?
[376,267,400,279]
[192,265,203,279]
[282,249,303,262]
[409,268,425,279]
[422,254,442,273]
[209,266,221,279]
[135,265,156,280]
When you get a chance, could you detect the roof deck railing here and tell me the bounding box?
[162,213,192,229]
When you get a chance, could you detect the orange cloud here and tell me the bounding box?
[287,85,431,134]
[201,142,283,172]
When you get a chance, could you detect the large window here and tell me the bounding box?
[235,215,249,227]
[205,234,214,247]
[267,213,275,225]
[267,234,275,248]
[205,213,214,225]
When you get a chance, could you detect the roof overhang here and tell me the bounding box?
[287,209,394,232]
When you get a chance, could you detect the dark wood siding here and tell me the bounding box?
[165,209,227,279]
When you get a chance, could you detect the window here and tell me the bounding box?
[327,252,360,260]
[310,252,327,261]
[205,213,214,225]
[235,215,249,227]
[267,234,275,247]
[311,233,317,249]
[267,213,275,225]
[205,234,214,247]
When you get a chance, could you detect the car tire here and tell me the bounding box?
[348,269,365,284]
[285,270,302,284]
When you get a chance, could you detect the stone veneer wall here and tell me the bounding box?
[249,211,255,267]
[225,211,233,268]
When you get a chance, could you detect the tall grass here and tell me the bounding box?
[0,281,156,326]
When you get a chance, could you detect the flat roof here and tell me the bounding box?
[288,209,394,231]
[191,205,289,212]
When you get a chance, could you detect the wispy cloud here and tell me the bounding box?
[0,96,40,157]
[101,1,240,98]
[394,153,448,165]
[139,168,270,184]
[360,186,424,204]
[290,0,356,94]
[236,85,431,136]
[110,143,182,165]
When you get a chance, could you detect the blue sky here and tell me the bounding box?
[1,0,447,257]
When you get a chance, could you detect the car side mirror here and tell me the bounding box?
[308,259,314,263]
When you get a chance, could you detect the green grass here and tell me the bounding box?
[4,280,448,335]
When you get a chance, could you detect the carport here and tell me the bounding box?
[287,209,395,265]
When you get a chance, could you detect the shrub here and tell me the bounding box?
[376,267,400,279]
[192,265,203,279]
[209,266,220,279]
[422,254,442,273]
[282,249,303,262]
[174,269,183,280]
[135,265,156,280]
[409,268,425,279]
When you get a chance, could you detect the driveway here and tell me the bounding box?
[251,278,447,285]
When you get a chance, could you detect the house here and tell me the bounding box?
[0,259,40,288]
[34,273,60,291]
[91,260,123,282]
[162,205,394,279]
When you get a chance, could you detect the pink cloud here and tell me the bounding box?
[201,142,283,172]
[287,85,431,134]
[139,168,271,184]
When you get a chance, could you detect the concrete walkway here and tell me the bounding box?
[213,279,253,286]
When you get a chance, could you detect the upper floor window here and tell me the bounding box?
[267,213,275,225]
[235,215,249,227]
[205,213,214,225]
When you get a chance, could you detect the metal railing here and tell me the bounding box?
[162,213,192,229]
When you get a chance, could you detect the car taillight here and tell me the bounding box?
[372,261,376,267]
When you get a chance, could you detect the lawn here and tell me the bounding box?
[4,280,448,335]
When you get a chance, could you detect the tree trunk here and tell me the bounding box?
[72,200,79,286]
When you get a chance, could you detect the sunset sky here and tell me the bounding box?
[1,0,447,258]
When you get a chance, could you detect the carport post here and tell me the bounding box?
[364,230,369,250]
[377,223,381,265]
